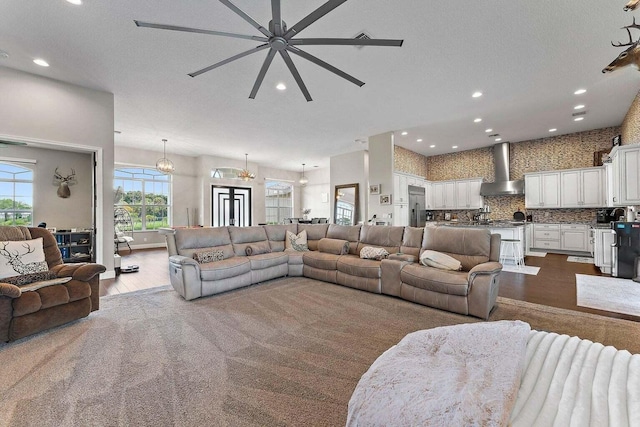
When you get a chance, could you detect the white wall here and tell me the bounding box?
[301,167,331,220]
[0,146,93,229]
[330,150,369,224]
[368,132,395,221]
[0,66,115,273]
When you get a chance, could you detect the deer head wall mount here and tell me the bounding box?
[53,167,77,198]
[625,0,640,11]
[603,17,640,74]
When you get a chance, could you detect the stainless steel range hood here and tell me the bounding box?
[480,142,524,196]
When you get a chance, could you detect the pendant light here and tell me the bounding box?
[237,153,255,181]
[156,139,175,175]
[299,163,309,186]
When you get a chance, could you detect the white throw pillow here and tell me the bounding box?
[360,246,389,260]
[420,250,462,271]
[285,230,309,252]
[0,237,49,279]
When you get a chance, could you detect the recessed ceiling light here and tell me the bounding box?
[574,117,584,122]
[485,128,492,133]
[401,131,408,136]
[474,118,482,123]
[276,83,286,90]
[549,128,557,132]
[66,0,82,4]
[429,145,436,148]
[472,91,482,98]
[416,139,422,142]
[452,145,458,149]
[495,138,502,142]
[574,89,587,95]
[574,104,585,110]
[33,58,49,67]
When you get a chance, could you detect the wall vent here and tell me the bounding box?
[572,111,587,117]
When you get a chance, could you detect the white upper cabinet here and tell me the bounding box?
[424,181,433,209]
[619,146,640,205]
[525,172,561,208]
[560,167,604,208]
[393,173,409,204]
[454,179,483,209]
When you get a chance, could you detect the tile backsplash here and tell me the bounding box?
[622,89,640,146]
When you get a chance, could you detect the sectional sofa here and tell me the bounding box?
[163,224,503,319]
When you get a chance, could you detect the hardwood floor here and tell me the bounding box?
[99,248,640,322]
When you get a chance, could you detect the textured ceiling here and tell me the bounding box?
[1,0,639,170]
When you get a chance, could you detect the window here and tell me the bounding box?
[265,181,293,224]
[114,168,171,230]
[0,163,33,226]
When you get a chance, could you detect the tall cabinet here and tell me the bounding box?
[608,144,640,206]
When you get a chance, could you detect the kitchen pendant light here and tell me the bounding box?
[237,153,255,181]
[156,139,175,175]
[299,163,309,186]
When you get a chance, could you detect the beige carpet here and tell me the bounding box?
[1,277,639,427]
[576,273,640,317]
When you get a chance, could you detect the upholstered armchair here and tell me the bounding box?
[0,226,105,342]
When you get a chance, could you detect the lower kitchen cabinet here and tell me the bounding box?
[594,227,615,274]
[531,223,590,254]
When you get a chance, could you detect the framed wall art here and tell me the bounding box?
[369,184,380,195]
[379,194,392,205]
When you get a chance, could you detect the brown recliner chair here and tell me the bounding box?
[0,226,106,342]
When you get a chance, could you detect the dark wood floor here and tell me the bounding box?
[100,249,640,323]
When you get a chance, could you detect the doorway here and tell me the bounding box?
[211,186,252,227]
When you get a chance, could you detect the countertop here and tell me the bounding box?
[427,221,526,228]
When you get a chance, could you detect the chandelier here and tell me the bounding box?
[299,163,308,186]
[156,139,175,175]
[237,153,255,181]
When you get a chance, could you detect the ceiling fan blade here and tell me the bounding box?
[0,139,27,146]
[249,49,277,99]
[279,50,312,101]
[188,44,269,77]
[271,0,283,36]
[134,20,268,42]
[287,46,364,87]
[284,0,347,40]
[290,38,404,47]
[219,0,273,37]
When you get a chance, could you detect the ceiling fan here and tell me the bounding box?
[135,0,403,101]
[0,139,27,148]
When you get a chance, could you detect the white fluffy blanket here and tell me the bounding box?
[346,320,531,426]
[510,331,640,427]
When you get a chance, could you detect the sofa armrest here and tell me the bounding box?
[467,262,502,280]
[51,263,107,282]
[467,262,502,320]
[381,259,412,297]
[169,255,199,266]
[0,282,21,298]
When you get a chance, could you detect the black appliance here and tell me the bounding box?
[611,222,640,279]
[597,209,616,224]
[425,210,434,222]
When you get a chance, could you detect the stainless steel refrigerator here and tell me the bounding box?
[408,185,426,227]
[611,222,640,279]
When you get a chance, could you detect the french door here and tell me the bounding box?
[212,186,251,227]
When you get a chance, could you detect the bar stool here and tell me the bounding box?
[500,239,524,268]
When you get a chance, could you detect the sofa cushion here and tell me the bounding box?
[318,238,349,255]
[248,252,289,270]
[360,246,390,260]
[400,264,469,296]
[302,251,341,270]
[0,237,49,279]
[420,250,462,271]
[327,224,361,255]
[287,252,304,266]
[175,228,235,260]
[199,257,251,281]
[264,224,298,252]
[228,226,271,256]
[357,225,404,254]
[298,224,329,251]
[337,256,381,279]
[285,230,309,252]
[193,249,225,264]
[422,227,491,271]
[400,227,424,258]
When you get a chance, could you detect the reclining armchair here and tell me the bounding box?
[0,226,106,342]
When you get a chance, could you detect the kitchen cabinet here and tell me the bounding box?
[424,181,433,209]
[393,173,409,204]
[560,167,604,208]
[532,224,561,250]
[594,227,615,274]
[560,224,589,252]
[454,179,483,209]
[431,181,456,209]
[393,204,409,226]
[617,145,640,205]
[525,172,561,209]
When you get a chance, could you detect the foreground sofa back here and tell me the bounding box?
[163,224,503,318]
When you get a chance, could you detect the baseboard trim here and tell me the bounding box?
[101,269,116,280]
[130,243,167,250]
